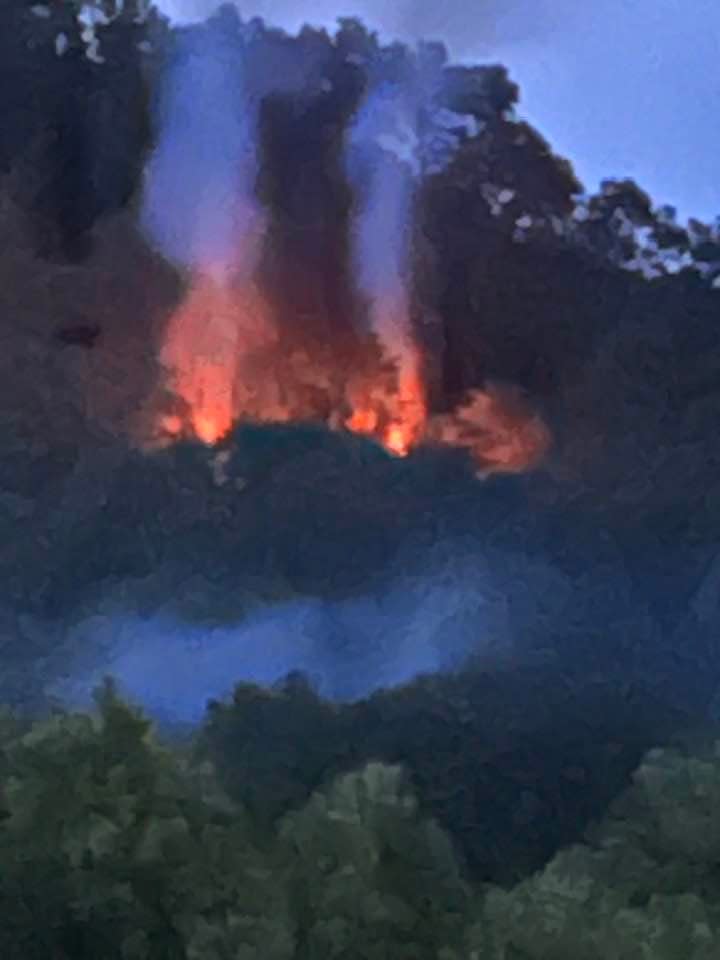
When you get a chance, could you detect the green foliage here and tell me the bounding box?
[599,742,720,864]
[0,687,471,958]
[197,674,352,827]
[0,682,294,959]
[278,762,469,959]
[465,741,720,960]
[473,880,720,960]
[6,689,720,958]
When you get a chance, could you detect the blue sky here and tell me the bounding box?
[154,0,719,224]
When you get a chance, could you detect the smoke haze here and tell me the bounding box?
[44,540,576,727]
[47,577,499,726]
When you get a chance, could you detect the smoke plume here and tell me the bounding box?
[139,7,278,446]
[141,9,262,276]
[342,57,440,454]
[344,64,427,356]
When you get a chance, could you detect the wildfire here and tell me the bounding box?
[345,342,427,458]
[382,358,427,456]
[427,383,552,475]
[156,271,275,446]
[346,407,378,435]
[150,271,551,475]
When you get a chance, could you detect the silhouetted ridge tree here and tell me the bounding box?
[443,63,520,118]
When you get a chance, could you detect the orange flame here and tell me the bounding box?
[346,407,379,435]
[150,273,550,476]
[381,356,426,456]
[155,271,274,446]
[344,294,428,458]
[344,357,426,458]
[427,383,552,475]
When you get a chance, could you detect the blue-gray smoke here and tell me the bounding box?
[345,78,419,319]
[343,52,449,348]
[45,569,519,728]
[140,13,262,274]
[344,72,425,345]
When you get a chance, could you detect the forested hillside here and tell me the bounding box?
[1,3,719,955]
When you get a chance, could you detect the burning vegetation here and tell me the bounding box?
[137,10,551,476]
[147,268,551,475]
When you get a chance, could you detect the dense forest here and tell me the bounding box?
[3,684,720,959]
[1,0,720,955]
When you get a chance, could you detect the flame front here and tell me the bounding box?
[345,356,426,457]
[150,273,550,475]
[159,275,237,443]
[156,271,274,446]
[344,293,428,458]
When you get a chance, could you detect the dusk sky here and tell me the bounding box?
[155,0,720,224]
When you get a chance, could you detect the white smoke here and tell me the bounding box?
[140,9,263,276]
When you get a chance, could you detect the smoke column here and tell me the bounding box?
[140,7,275,445]
[343,55,445,454]
[345,74,420,355]
[141,8,262,276]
